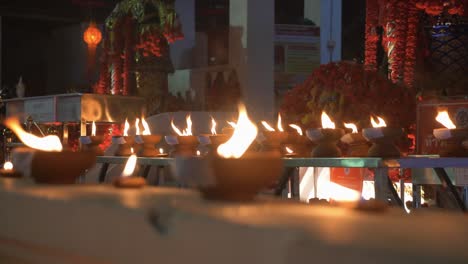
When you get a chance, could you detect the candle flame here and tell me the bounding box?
[141,117,151,135]
[123,119,130,136]
[277,113,284,132]
[436,111,456,129]
[171,115,193,136]
[3,162,13,170]
[321,112,336,129]
[371,116,387,128]
[4,117,63,151]
[135,118,141,135]
[211,117,217,135]
[227,121,237,128]
[122,152,137,177]
[196,150,201,156]
[289,124,303,136]
[261,121,275,131]
[344,123,358,133]
[91,121,96,136]
[159,148,164,154]
[217,103,258,158]
[285,147,293,154]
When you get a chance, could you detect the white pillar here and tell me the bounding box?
[320,0,342,63]
[230,0,275,120]
[171,0,196,70]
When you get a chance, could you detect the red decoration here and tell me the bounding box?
[415,0,464,16]
[403,0,419,89]
[83,22,102,47]
[364,0,379,71]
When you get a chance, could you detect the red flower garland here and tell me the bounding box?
[415,0,464,16]
[94,37,110,94]
[392,0,408,83]
[364,0,379,71]
[404,0,419,90]
[122,16,135,96]
[111,19,123,95]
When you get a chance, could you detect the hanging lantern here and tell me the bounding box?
[83,22,102,47]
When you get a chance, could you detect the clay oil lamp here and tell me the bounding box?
[134,117,162,157]
[165,115,199,156]
[0,161,22,178]
[340,122,369,157]
[259,113,288,155]
[80,121,104,155]
[156,147,169,157]
[5,117,95,184]
[285,124,314,157]
[306,112,344,157]
[433,110,468,157]
[114,119,135,156]
[362,116,403,158]
[198,117,230,155]
[113,150,146,188]
[173,104,283,201]
[284,146,297,157]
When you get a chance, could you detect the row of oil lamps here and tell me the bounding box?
[0,106,466,202]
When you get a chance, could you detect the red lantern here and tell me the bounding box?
[83,22,102,47]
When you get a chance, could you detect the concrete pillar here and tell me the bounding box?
[304,0,321,26]
[229,0,275,120]
[320,0,342,63]
[171,0,196,70]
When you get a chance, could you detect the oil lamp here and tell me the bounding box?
[362,116,403,158]
[198,117,230,156]
[5,117,95,184]
[80,121,104,155]
[259,113,288,155]
[113,150,146,188]
[306,112,344,157]
[134,117,162,157]
[433,110,468,157]
[284,124,314,157]
[165,115,199,156]
[114,119,135,156]
[0,161,22,178]
[340,122,369,157]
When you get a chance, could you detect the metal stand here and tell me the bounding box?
[434,167,466,212]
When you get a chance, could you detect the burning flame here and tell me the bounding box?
[227,121,237,128]
[344,123,358,133]
[123,119,130,136]
[285,147,293,154]
[122,152,137,177]
[159,148,164,154]
[217,104,258,158]
[142,118,151,135]
[91,121,96,136]
[171,115,193,136]
[211,117,217,135]
[321,112,336,129]
[196,150,201,156]
[277,113,284,132]
[261,121,275,131]
[371,116,387,128]
[289,124,303,136]
[436,110,456,129]
[4,118,63,152]
[3,162,13,170]
[135,118,141,135]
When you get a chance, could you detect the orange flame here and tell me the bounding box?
[122,151,137,177]
[285,147,293,154]
[371,116,387,128]
[123,119,130,136]
[217,104,258,158]
[211,117,217,135]
[436,110,456,129]
[289,124,303,136]
[321,112,336,129]
[277,113,284,132]
[261,121,275,131]
[91,121,96,136]
[4,118,63,152]
[159,148,164,154]
[227,121,237,128]
[344,123,358,133]
[142,117,151,135]
[171,115,193,136]
[135,118,141,135]
[3,161,13,170]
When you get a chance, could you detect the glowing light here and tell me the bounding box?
[289,124,303,136]
[159,148,164,154]
[5,118,63,152]
[277,113,284,132]
[321,112,336,129]
[371,116,387,128]
[135,118,141,135]
[227,121,237,128]
[217,104,258,158]
[285,147,293,154]
[196,150,201,156]
[141,118,151,135]
[316,169,360,202]
[344,123,358,133]
[3,162,13,170]
[211,117,217,135]
[122,153,137,177]
[123,119,130,136]
[91,121,96,136]
[435,110,456,129]
[171,115,193,136]
[261,121,275,131]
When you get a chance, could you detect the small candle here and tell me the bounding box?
[0,161,22,178]
[113,153,146,188]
